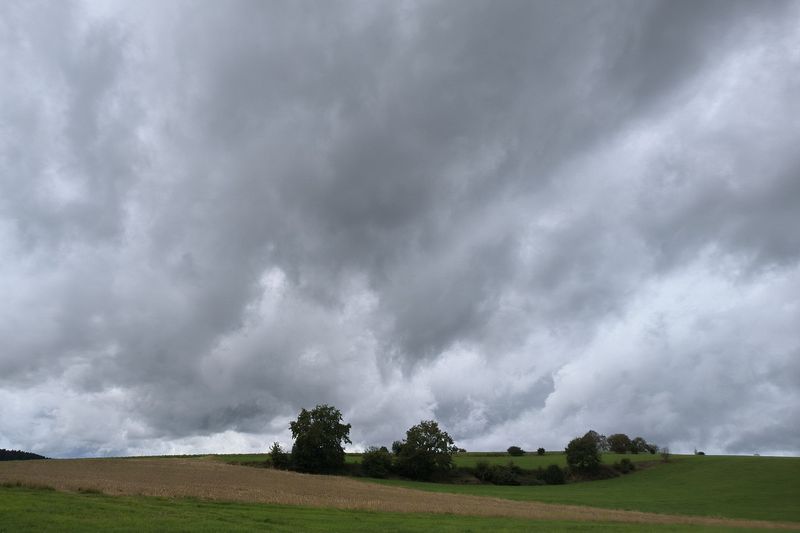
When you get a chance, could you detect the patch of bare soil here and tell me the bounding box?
[0,458,796,529]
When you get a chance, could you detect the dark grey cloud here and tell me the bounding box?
[1,0,798,457]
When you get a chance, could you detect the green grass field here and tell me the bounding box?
[362,455,800,523]
[0,485,771,532]
[211,452,800,524]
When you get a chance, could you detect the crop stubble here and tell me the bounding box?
[0,458,795,530]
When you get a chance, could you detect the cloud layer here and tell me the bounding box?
[1,0,798,457]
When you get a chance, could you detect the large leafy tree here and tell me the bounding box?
[607,433,633,454]
[565,433,601,473]
[289,404,351,473]
[395,420,458,480]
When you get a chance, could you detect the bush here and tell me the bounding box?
[268,442,290,470]
[361,446,393,478]
[474,461,520,485]
[536,447,545,456]
[542,464,566,485]
[507,446,525,456]
[614,458,635,474]
[565,434,601,473]
[661,446,671,462]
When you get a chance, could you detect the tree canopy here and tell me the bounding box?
[565,432,601,473]
[395,420,458,480]
[289,404,351,473]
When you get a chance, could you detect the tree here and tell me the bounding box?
[536,447,546,456]
[268,441,290,469]
[507,446,525,456]
[660,446,671,462]
[395,420,458,480]
[631,436,649,454]
[607,433,632,454]
[565,434,601,473]
[391,440,404,455]
[289,404,352,473]
[583,430,609,452]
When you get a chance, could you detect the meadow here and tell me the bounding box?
[0,485,767,533]
[366,455,800,523]
[0,453,797,531]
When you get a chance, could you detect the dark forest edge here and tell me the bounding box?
[0,449,47,461]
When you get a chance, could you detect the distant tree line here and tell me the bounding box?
[266,405,665,486]
[0,449,47,461]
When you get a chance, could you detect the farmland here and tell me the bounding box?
[366,455,800,523]
[0,454,797,531]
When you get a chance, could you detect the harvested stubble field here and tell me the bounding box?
[0,457,796,530]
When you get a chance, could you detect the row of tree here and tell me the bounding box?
[268,405,665,483]
[565,430,663,476]
[582,430,659,454]
[269,404,458,480]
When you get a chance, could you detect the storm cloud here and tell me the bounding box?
[1,0,798,458]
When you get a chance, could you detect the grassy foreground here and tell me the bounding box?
[364,455,800,523]
[0,485,769,532]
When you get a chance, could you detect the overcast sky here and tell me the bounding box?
[1,0,798,458]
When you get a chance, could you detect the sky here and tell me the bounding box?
[1,0,798,458]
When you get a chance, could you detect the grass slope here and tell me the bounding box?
[0,485,769,533]
[364,455,800,523]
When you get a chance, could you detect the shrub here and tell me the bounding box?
[474,461,492,482]
[614,458,635,474]
[507,446,524,456]
[537,447,545,456]
[542,464,566,485]
[268,442,290,470]
[473,461,520,485]
[660,446,671,462]
[697,451,705,456]
[361,446,393,478]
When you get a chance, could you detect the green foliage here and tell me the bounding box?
[565,434,601,474]
[631,437,650,454]
[268,442,290,470]
[542,464,566,485]
[289,404,352,474]
[607,434,632,454]
[582,431,609,453]
[507,446,524,456]
[614,458,635,474]
[361,446,393,478]
[395,420,457,480]
[537,447,545,456]
[474,461,521,485]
